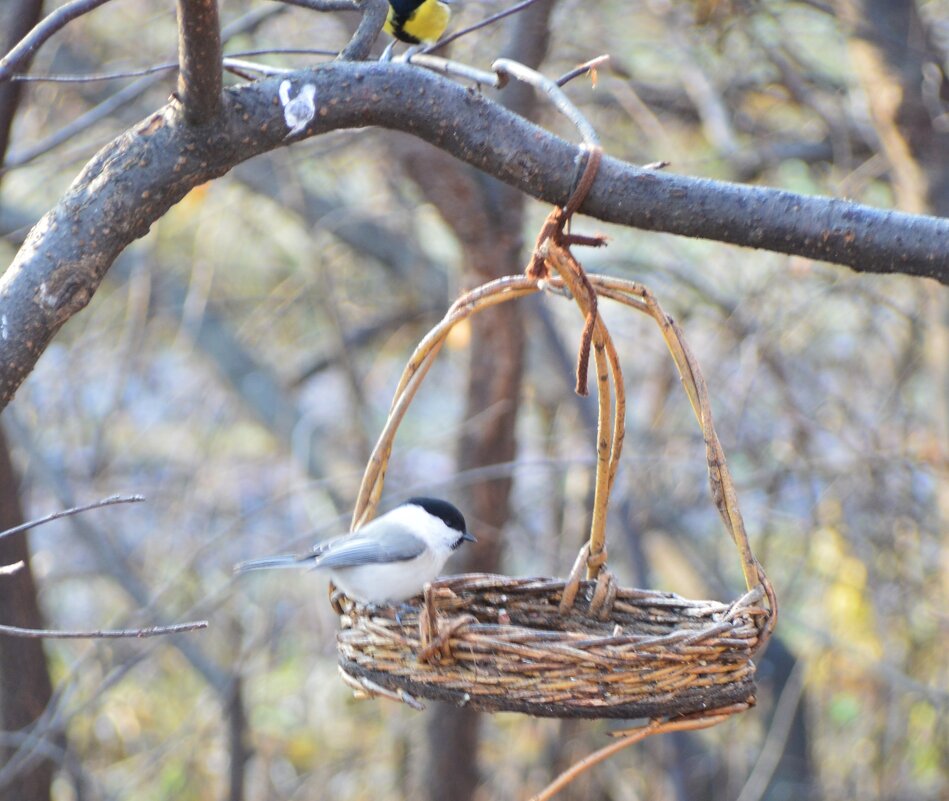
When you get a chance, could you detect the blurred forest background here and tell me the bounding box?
[0,1,947,800]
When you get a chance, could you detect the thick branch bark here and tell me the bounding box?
[176,0,222,125]
[1,61,947,409]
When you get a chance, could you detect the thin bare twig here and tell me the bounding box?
[493,58,600,147]
[2,73,163,169]
[4,414,230,688]
[11,43,345,86]
[229,46,338,59]
[0,0,113,83]
[0,494,145,542]
[11,62,179,83]
[3,5,282,170]
[0,620,208,639]
[423,0,546,54]
[403,54,500,86]
[556,55,610,87]
[223,58,291,77]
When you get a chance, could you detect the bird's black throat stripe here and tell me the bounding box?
[390,10,421,44]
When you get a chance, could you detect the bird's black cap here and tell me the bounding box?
[405,497,472,540]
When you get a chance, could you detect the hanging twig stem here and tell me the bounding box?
[527,705,749,801]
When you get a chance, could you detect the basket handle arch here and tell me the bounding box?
[351,261,775,635]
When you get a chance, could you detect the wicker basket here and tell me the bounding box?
[338,574,769,718]
[335,238,776,719]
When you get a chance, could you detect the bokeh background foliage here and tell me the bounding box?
[0,1,946,800]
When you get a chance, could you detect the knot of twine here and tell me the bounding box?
[526,146,605,396]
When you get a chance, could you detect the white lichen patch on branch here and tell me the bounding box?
[38,282,58,308]
[279,80,317,139]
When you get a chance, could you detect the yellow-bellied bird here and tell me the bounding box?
[384,0,451,45]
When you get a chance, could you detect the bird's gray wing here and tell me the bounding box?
[311,523,427,569]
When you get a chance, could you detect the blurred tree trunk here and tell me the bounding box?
[0,426,55,801]
[836,0,949,545]
[0,3,57,801]
[837,7,949,797]
[0,0,43,168]
[386,6,555,799]
[397,139,529,801]
[836,0,949,214]
[421,231,524,797]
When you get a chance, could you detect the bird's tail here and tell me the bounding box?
[233,554,312,573]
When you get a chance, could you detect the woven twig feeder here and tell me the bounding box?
[335,233,776,721]
[331,61,776,798]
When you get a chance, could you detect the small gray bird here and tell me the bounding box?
[234,497,474,604]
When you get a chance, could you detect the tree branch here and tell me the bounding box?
[0,0,113,84]
[0,61,946,409]
[338,0,389,61]
[176,0,223,124]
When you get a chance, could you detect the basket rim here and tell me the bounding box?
[337,572,772,649]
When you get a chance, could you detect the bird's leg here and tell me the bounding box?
[360,601,412,623]
[362,601,387,617]
[379,40,396,62]
[395,602,418,625]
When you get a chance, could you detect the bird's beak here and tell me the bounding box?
[462,531,477,543]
